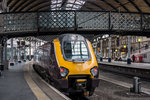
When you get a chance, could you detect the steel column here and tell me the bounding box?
[10,38,14,66]
[0,43,4,71]
[24,45,26,62]
[127,36,131,64]
[3,39,7,69]
[18,40,21,63]
[29,39,31,61]
[108,37,111,62]
[34,40,36,60]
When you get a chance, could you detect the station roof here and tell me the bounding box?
[7,0,150,13]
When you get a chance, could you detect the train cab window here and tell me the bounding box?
[63,41,90,61]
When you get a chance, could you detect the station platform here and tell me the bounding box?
[98,59,150,79]
[98,59,150,70]
[0,61,70,100]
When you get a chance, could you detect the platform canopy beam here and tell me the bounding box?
[114,0,130,12]
[128,0,142,13]
[101,0,118,12]
[87,1,105,11]
[144,0,150,7]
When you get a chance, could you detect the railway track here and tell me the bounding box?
[69,95,90,100]
[34,65,92,100]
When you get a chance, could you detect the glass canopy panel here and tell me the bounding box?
[51,5,56,8]
[51,0,57,3]
[66,4,73,7]
[57,0,62,3]
[75,0,86,5]
[72,8,76,10]
[51,0,62,9]
[51,5,57,8]
[51,0,86,10]
[57,4,61,7]
[73,5,81,9]
[68,0,76,3]
[66,8,72,10]
[51,9,56,10]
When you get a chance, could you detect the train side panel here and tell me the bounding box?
[33,42,60,82]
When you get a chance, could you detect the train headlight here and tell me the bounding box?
[60,67,69,78]
[90,66,98,77]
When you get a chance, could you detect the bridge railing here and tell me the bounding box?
[0,11,150,34]
[38,11,75,32]
[2,13,37,33]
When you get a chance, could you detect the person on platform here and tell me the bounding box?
[132,55,135,62]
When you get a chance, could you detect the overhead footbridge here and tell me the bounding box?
[0,0,150,37]
[0,11,150,38]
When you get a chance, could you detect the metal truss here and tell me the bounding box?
[0,11,150,37]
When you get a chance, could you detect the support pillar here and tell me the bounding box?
[10,38,14,66]
[18,40,21,63]
[100,39,103,62]
[34,40,36,60]
[29,39,31,61]
[24,45,26,62]
[127,36,131,64]
[108,37,111,62]
[0,37,7,71]
[14,47,17,63]
[0,44,4,71]
[3,38,8,69]
[16,47,18,62]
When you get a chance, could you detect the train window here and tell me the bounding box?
[63,41,90,61]
[38,49,42,61]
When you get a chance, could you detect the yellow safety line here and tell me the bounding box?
[24,62,50,100]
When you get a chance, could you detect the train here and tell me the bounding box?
[33,34,100,96]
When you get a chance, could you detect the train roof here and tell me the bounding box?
[58,34,86,42]
[36,34,87,50]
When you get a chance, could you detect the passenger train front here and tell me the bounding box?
[33,34,100,96]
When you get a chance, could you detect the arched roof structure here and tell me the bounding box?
[7,0,150,13]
